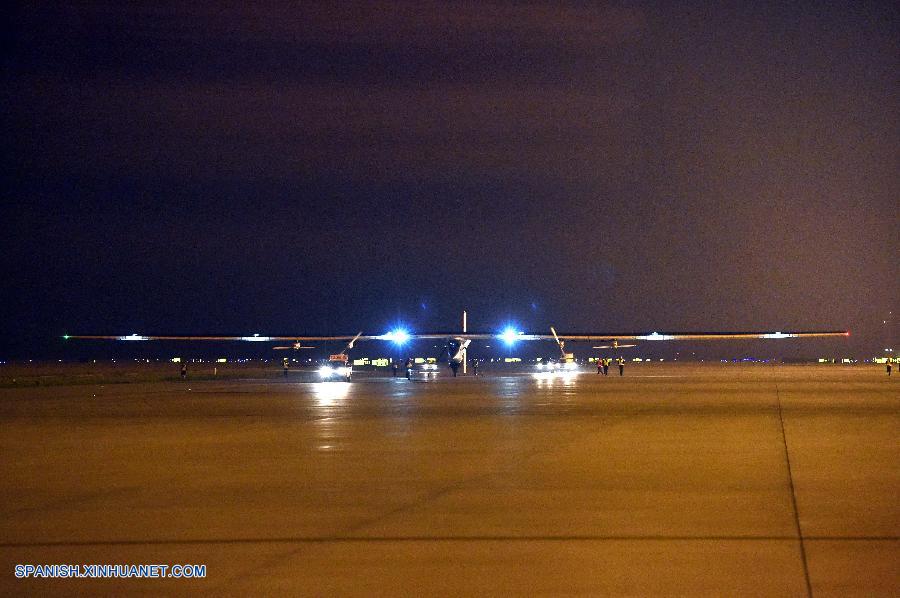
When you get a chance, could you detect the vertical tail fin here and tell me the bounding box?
[462,310,468,374]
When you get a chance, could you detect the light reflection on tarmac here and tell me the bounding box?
[0,364,897,595]
[310,380,352,407]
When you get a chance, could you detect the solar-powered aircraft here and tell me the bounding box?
[65,311,849,378]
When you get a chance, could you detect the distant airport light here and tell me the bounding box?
[240,334,272,341]
[499,327,523,346]
[118,334,149,341]
[62,334,70,340]
[761,332,797,339]
[379,329,410,345]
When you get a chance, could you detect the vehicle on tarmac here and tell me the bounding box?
[536,358,579,372]
[409,362,439,381]
[319,353,352,382]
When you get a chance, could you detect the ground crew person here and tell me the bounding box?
[472,358,478,376]
[603,358,610,376]
[283,359,289,378]
[616,356,625,376]
[391,361,398,377]
[180,363,187,380]
[597,359,603,374]
[888,360,893,376]
[405,358,412,380]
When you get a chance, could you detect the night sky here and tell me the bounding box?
[2,2,897,358]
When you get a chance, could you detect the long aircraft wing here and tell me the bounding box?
[65,334,364,342]
[529,331,849,341]
[64,333,462,342]
[65,330,849,343]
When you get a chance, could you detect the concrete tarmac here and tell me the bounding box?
[1,364,897,596]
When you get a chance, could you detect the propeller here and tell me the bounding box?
[549,327,567,359]
[344,331,363,352]
[438,337,470,364]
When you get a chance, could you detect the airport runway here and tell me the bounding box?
[1,364,897,596]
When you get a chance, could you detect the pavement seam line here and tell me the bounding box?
[772,365,813,598]
[4,536,900,548]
